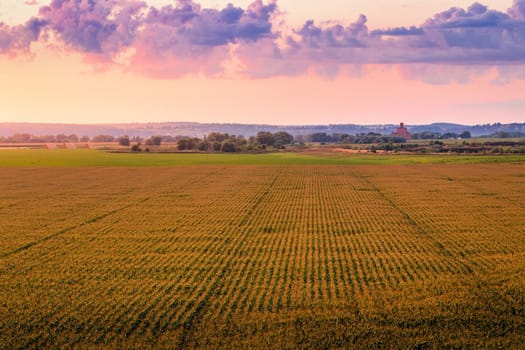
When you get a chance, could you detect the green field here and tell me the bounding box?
[1,151,524,348]
[0,148,524,166]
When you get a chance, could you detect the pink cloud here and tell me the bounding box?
[1,0,525,81]
[0,17,46,54]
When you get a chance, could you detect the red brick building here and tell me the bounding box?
[392,122,411,140]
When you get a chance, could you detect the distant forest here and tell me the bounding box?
[1,122,524,140]
[3,129,525,155]
[0,130,480,146]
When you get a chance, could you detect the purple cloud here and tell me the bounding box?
[0,17,46,53]
[38,0,146,54]
[371,26,424,36]
[294,15,369,49]
[1,0,525,79]
[141,0,275,48]
[508,0,525,19]
[280,0,525,69]
[119,0,277,77]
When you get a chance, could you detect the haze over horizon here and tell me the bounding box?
[1,0,525,125]
[0,120,518,128]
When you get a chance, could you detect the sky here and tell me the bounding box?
[1,0,524,125]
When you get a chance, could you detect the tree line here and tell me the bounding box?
[8,129,521,153]
[173,131,294,152]
[411,131,472,140]
[295,132,408,144]
[0,133,90,143]
[0,133,162,145]
[0,133,138,143]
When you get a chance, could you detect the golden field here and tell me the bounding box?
[1,163,525,349]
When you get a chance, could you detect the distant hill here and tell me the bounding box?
[1,122,524,138]
[408,122,525,137]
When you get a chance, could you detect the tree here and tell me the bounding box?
[273,131,293,147]
[459,131,471,139]
[221,140,236,152]
[256,131,275,146]
[206,132,229,143]
[308,133,331,143]
[68,134,79,142]
[131,144,141,152]
[11,133,32,143]
[177,138,198,150]
[412,131,439,140]
[389,137,406,143]
[91,134,115,142]
[56,134,69,142]
[235,135,248,147]
[340,134,354,143]
[442,132,458,139]
[118,136,130,146]
[152,136,162,146]
[211,141,221,152]
[198,141,210,151]
[146,136,162,146]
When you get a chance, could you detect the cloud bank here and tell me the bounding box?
[2,0,525,79]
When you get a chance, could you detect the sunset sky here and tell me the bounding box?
[1,0,524,125]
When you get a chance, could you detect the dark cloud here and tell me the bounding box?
[145,1,199,26]
[142,0,275,48]
[285,0,525,67]
[295,15,369,50]
[371,26,423,36]
[38,0,146,54]
[220,4,244,24]
[424,4,509,29]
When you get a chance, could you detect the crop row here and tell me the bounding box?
[1,164,524,348]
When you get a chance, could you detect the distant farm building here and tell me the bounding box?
[392,123,411,140]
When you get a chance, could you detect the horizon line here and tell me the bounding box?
[0,120,515,127]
